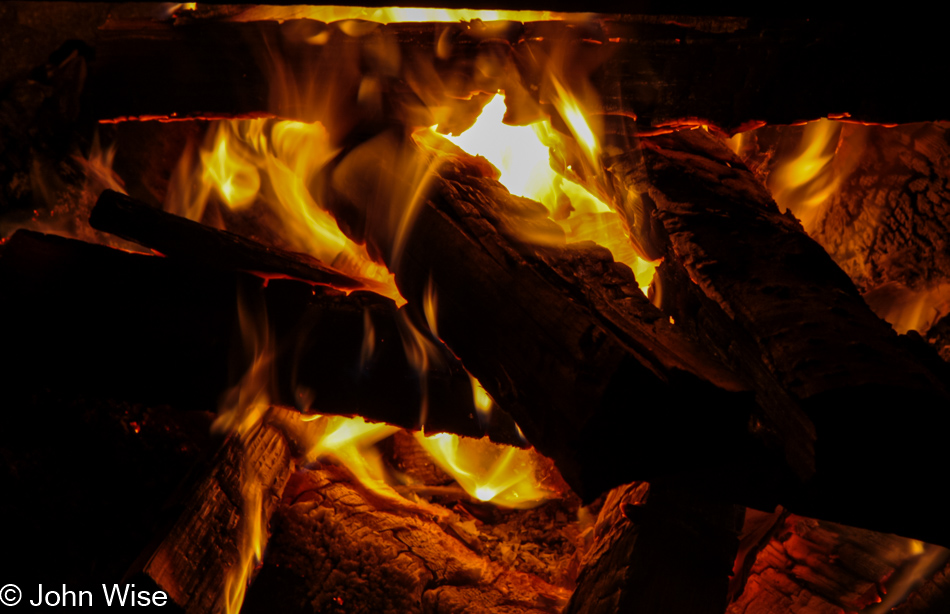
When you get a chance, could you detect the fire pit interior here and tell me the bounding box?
[2,3,950,614]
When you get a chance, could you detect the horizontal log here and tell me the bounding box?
[318,130,814,503]
[88,17,950,134]
[600,127,950,544]
[0,229,518,443]
[241,463,572,614]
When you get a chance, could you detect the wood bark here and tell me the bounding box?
[728,511,944,614]
[600,127,950,545]
[565,481,743,614]
[90,189,373,292]
[89,17,949,136]
[0,230,517,443]
[319,131,815,505]
[241,463,573,614]
[136,414,294,614]
[893,561,950,614]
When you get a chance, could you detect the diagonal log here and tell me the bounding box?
[318,130,815,505]
[600,127,950,544]
[0,229,518,442]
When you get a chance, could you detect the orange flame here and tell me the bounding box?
[227,5,593,24]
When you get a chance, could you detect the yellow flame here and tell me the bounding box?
[228,5,591,23]
[436,94,656,293]
[168,119,401,302]
[768,119,843,231]
[414,432,552,508]
[470,375,493,426]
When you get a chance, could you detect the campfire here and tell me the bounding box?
[2,3,950,614]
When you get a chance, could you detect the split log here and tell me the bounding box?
[89,189,374,292]
[600,127,950,544]
[727,511,947,614]
[89,17,949,135]
[565,481,743,614]
[318,129,815,505]
[240,463,573,614]
[135,413,294,614]
[0,229,518,443]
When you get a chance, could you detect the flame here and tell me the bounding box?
[414,431,553,508]
[433,94,656,293]
[470,375,494,427]
[228,5,590,23]
[766,119,844,231]
[166,119,401,302]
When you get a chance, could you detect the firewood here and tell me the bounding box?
[136,414,294,614]
[733,122,950,297]
[893,561,950,614]
[240,463,573,614]
[317,130,815,505]
[565,481,743,614]
[601,127,950,544]
[0,230,513,442]
[89,189,372,292]
[728,512,943,614]
[89,17,948,133]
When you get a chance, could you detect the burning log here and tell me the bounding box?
[732,121,950,337]
[135,414,294,614]
[600,127,950,544]
[727,510,948,614]
[89,189,372,292]
[89,17,948,134]
[318,131,815,505]
[893,561,950,614]
[566,481,742,614]
[240,462,573,614]
[0,229,515,442]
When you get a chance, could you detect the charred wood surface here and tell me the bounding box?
[320,133,814,505]
[893,561,950,614]
[728,511,945,614]
[604,128,950,544]
[89,18,949,135]
[242,464,572,614]
[90,189,371,291]
[566,481,742,614]
[138,416,293,614]
[0,230,510,442]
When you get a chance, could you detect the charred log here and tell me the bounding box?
[317,131,815,505]
[89,17,948,136]
[602,127,950,544]
[566,481,742,614]
[0,230,512,442]
[89,189,372,292]
[241,463,572,614]
[135,414,294,614]
[728,511,947,614]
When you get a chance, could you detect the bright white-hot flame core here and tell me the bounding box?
[438,94,656,293]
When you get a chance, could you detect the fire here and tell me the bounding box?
[226,5,588,24]
[430,94,657,293]
[414,431,554,508]
[167,119,401,302]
